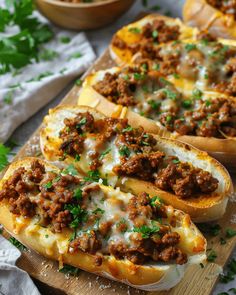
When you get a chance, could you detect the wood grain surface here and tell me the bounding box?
[1,48,236,295]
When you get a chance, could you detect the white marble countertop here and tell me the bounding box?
[9,0,235,294]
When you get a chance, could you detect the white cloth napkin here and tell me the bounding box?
[0,235,41,295]
[0,1,96,143]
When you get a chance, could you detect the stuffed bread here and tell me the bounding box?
[40,105,233,222]
[0,158,206,291]
[183,0,236,40]
[78,66,236,168]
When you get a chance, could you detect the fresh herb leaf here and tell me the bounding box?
[3,91,13,104]
[119,145,131,157]
[128,27,141,34]
[173,159,180,164]
[62,164,78,176]
[59,264,80,276]
[192,88,203,100]
[226,228,236,238]
[182,100,192,109]
[43,181,53,190]
[74,188,82,200]
[162,88,177,100]
[0,143,10,171]
[9,237,27,251]
[84,170,101,182]
[148,100,161,110]
[133,223,160,239]
[207,249,217,262]
[69,52,83,60]
[150,196,163,207]
[152,30,158,39]
[39,48,58,61]
[75,154,80,162]
[99,148,111,160]
[185,44,197,52]
[198,223,221,236]
[220,237,227,245]
[59,36,71,44]
[76,117,87,130]
[75,79,83,86]
[122,126,133,133]
[93,208,105,215]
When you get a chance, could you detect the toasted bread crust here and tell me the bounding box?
[41,106,233,222]
[183,0,236,40]
[0,158,206,291]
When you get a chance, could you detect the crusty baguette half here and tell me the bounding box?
[40,105,233,222]
[78,68,236,169]
[183,0,236,40]
[0,158,207,291]
[109,14,199,66]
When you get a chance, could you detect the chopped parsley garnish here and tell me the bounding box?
[93,208,105,215]
[219,259,236,283]
[148,100,161,110]
[75,154,80,162]
[185,44,197,52]
[59,36,71,44]
[198,223,221,236]
[133,223,160,239]
[204,74,209,79]
[119,145,131,157]
[220,237,226,245]
[3,92,13,104]
[205,100,212,107]
[152,63,160,71]
[152,30,158,39]
[172,159,180,164]
[133,72,146,80]
[173,73,180,79]
[45,234,49,238]
[150,196,163,207]
[76,117,87,130]
[159,77,171,85]
[0,143,10,172]
[192,88,203,100]
[74,188,82,200]
[128,27,141,34]
[65,204,88,228]
[99,148,111,160]
[75,79,83,86]
[68,52,83,60]
[206,249,217,262]
[39,49,59,61]
[166,115,172,123]
[162,88,177,100]
[27,71,53,82]
[225,228,236,238]
[122,126,133,133]
[182,100,192,109]
[43,181,53,190]
[84,170,101,182]
[9,237,27,251]
[59,264,80,276]
[62,164,78,176]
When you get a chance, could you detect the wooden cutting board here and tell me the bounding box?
[1,46,236,295]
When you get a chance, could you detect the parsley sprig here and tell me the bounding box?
[0,0,53,75]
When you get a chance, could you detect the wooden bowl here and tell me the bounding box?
[35,0,135,30]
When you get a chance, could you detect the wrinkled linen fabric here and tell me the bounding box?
[0,235,41,295]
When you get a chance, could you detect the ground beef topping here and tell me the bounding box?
[0,163,188,265]
[93,65,236,139]
[207,0,236,18]
[57,111,219,198]
[112,19,180,58]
